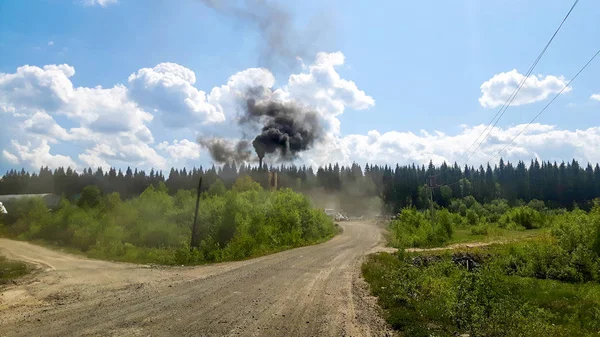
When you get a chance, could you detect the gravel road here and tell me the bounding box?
[0,220,394,337]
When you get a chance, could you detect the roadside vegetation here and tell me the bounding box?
[0,255,29,285]
[364,198,600,336]
[388,197,555,249]
[0,176,336,265]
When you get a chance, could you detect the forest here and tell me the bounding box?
[2,158,600,213]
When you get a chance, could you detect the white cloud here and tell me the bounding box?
[21,111,70,142]
[80,0,118,7]
[72,128,167,169]
[79,153,110,171]
[282,51,375,134]
[591,94,600,102]
[48,41,55,46]
[479,69,570,108]
[6,140,77,170]
[0,64,75,113]
[300,123,600,169]
[128,63,225,127]
[69,84,153,133]
[0,63,164,169]
[1,53,599,172]
[156,139,202,160]
[207,68,276,121]
[2,151,20,165]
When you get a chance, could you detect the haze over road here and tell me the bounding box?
[0,221,393,337]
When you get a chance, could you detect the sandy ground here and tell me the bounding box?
[0,221,394,337]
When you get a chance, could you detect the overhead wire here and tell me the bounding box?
[456,0,580,167]
[430,0,582,188]
[487,48,600,164]
[433,47,600,189]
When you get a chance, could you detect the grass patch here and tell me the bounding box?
[447,227,547,246]
[363,250,600,336]
[0,255,29,285]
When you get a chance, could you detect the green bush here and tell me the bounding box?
[389,208,454,248]
[362,252,566,337]
[465,209,479,226]
[1,176,336,265]
[504,206,545,229]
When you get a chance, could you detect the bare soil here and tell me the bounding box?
[0,220,394,337]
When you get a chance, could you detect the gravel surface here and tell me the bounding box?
[0,220,394,337]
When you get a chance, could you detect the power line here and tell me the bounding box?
[457,0,579,167]
[434,47,600,190]
[487,47,600,164]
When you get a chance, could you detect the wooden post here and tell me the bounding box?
[190,176,203,251]
[428,175,436,223]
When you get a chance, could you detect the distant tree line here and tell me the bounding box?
[1,158,600,212]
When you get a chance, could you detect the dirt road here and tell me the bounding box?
[0,221,394,337]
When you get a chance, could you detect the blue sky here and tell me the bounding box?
[1,0,599,173]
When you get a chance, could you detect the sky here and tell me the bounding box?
[1,0,599,174]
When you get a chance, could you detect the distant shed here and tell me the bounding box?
[0,194,61,209]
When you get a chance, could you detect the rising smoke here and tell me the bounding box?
[198,94,323,166]
[197,137,254,164]
[198,0,332,70]
[245,98,322,165]
[196,0,329,166]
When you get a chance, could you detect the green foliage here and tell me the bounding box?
[373,199,600,335]
[207,179,227,197]
[528,199,546,212]
[465,209,479,226]
[363,249,600,337]
[1,177,335,265]
[507,206,545,229]
[389,208,454,248]
[232,175,263,193]
[78,185,102,208]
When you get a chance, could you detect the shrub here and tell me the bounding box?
[506,206,544,229]
[465,209,479,226]
[1,177,335,265]
[389,208,454,248]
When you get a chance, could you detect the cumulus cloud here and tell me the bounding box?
[21,111,70,142]
[156,139,203,160]
[591,94,600,101]
[282,51,375,134]
[1,53,598,172]
[80,0,118,7]
[298,123,600,169]
[72,128,167,169]
[48,41,55,46]
[128,63,225,127]
[0,63,185,170]
[6,140,77,169]
[79,153,110,171]
[2,151,20,165]
[0,64,75,113]
[207,67,276,121]
[479,69,570,108]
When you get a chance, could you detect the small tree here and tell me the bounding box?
[232,175,262,193]
[78,185,102,208]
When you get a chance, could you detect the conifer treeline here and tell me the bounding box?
[1,158,600,211]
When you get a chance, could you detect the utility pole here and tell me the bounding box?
[428,175,436,225]
[190,176,203,251]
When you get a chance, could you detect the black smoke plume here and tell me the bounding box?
[245,98,322,164]
[197,137,253,164]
